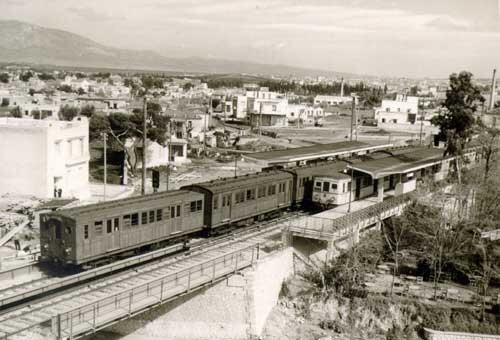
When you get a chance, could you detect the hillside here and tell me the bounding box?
[0,20,359,78]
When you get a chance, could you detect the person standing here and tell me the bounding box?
[13,235,20,251]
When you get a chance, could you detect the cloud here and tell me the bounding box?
[68,6,125,22]
[425,16,472,31]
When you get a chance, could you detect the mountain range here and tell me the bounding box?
[0,20,360,78]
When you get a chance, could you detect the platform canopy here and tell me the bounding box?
[347,147,448,179]
[243,141,393,167]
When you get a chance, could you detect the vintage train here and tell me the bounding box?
[40,145,469,266]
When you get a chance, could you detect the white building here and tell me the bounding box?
[0,117,91,199]
[287,104,324,126]
[314,95,353,106]
[375,95,439,133]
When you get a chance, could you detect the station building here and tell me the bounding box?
[0,117,91,199]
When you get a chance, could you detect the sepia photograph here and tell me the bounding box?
[0,1,499,339]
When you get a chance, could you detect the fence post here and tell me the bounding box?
[234,253,238,273]
[212,260,216,283]
[187,269,191,291]
[57,314,61,340]
[128,291,133,316]
[69,312,73,340]
[92,304,96,331]
[160,279,164,302]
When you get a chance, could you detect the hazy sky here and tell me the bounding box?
[1,0,500,78]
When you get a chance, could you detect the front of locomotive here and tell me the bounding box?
[40,212,76,265]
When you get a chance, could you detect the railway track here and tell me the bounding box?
[0,210,304,339]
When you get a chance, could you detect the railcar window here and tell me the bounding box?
[227,194,232,206]
[268,185,276,196]
[323,182,330,192]
[196,200,202,211]
[123,215,131,227]
[258,185,266,198]
[94,221,103,235]
[107,220,112,233]
[190,201,197,212]
[84,225,89,239]
[315,181,321,188]
[213,196,218,210]
[246,189,255,200]
[114,218,119,231]
[176,205,181,217]
[157,209,163,221]
[279,183,285,193]
[131,213,139,226]
[149,211,155,223]
[141,212,148,225]
[65,227,71,234]
[171,206,175,218]
[235,191,245,204]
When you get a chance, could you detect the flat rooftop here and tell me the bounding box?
[349,147,447,178]
[243,141,393,165]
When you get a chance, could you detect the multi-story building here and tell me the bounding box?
[0,117,90,199]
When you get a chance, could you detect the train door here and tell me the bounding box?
[171,204,182,232]
[278,182,286,206]
[355,177,361,200]
[221,193,231,222]
[106,218,120,251]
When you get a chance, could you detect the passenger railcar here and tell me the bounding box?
[40,190,205,265]
[283,161,348,206]
[182,170,294,230]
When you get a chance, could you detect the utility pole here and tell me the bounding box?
[489,69,497,111]
[350,95,356,142]
[103,132,107,201]
[203,105,208,156]
[167,121,172,191]
[418,98,424,146]
[234,155,238,178]
[141,96,147,195]
[259,102,263,136]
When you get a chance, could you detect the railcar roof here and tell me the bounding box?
[53,190,200,218]
[348,147,448,179]
[184,170,292,193]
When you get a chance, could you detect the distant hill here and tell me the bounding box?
[0,20,361,78]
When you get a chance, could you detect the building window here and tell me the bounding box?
[386,108,390,112]
[382,118,386,123]
[84,225,89,239]
[272,105,277,111]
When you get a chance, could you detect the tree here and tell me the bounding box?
[382,216,410,296]
[476,126,500,181]
[58,84,73,93]
[20,71,33,82]
[10,106,22,118]
[28,88,36,96]
[1,98,9,107]
[59,105,79,121]
[0,73,9,83]
[77,87,86,95]
[431,72,484,183]
[183,82,193,92]
[38,73,55,81]
[80,104,95,118]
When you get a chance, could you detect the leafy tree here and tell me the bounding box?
[80,104,95,118]
[75,72,86,79]
[59,105,79,121]
[58,84,73,93]
[431,71,484,183]
[476,126,500,181]
[20,71,33,82]
[10,106,22,118]
[183,82,193,91]
[77,87,86,95]
[38,73,55,81]
[28,88,36,96]
[0,73,9,83]
[89,115,110,142]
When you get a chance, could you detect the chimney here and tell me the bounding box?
[489,69,497,111]
[340,78,345,97]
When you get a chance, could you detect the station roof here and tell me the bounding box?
[243,141,392,166]
[348,147,448,179]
